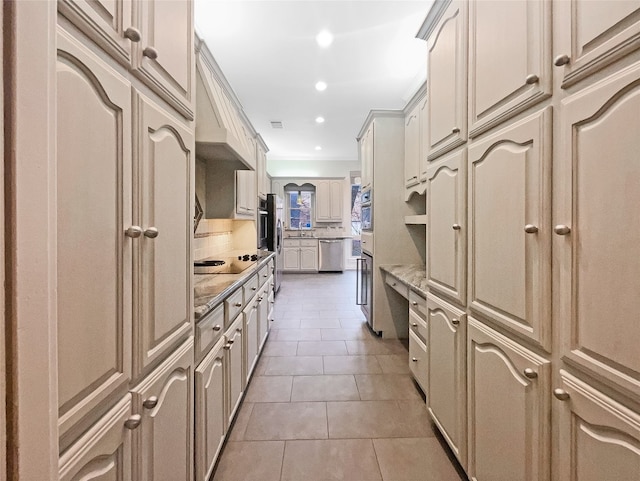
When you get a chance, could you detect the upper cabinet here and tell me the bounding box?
[554,0,640,88]
[468,0,551,137]
[59,0,194,120]
[195,36,256,171]
[418,0,468,161]
[257,136,270,200]
[404,84,428,200]
[360,122,374,192]
[315,179,344,222]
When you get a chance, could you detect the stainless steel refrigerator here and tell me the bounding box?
[266,194,283,293]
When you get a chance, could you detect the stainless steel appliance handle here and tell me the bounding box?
[356,258,363,305]
[362,257,368,306]
[320,239,342,243]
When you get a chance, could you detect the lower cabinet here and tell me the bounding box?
[59,394,133,481]
[258,279,271,350]
[555,370,640,481]
[131,338,194,481]
[226,316,244,424]
[467,318,551,481]
[300,247,318,270]
[409,329,428,395]
[283,239,318,271]
[427,293,467,467]
[243,296,259,385]
[195,337,226,481]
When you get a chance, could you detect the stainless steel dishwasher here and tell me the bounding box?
[318,239,344,272]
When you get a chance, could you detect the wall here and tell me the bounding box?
[267,159,360,178]
[194,219,257,260]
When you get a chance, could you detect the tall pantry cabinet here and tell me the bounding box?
[418,0,640,479]
[54,0,194,479]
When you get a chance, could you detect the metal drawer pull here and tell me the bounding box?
[144,227,159,238]
[142,46,158,60]
[451,318,460,326]
[524,224,539,234]
[452,224,461,230]
[124,27,141,42]
[411,323,418,327]
[553,388,570,401]
[143,396,158,409]
[452,127,460,134]
[523,368,537,379]
[125,226,142,238]
[554,225,571,235]
[213,325,221,331]
[525,74,539,84]
[263,274,268,278]
[554,54,570,66]
[412,357,419,362]
[124,415,142,430]
[251,287,257,291]
[234,302,242,307]
[412,301,418,306]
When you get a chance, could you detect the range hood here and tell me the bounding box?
[195,35,256,171]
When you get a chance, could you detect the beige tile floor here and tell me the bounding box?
[213,272,467,481]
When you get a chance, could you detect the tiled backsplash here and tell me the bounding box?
[194,219,234,260]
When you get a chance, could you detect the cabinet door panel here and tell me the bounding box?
[58,0,134,65]
[469,0,551,136]
[56,30,132,444]
[404,103,420,188]
[136,94,193,377]
[426,148,466,305]
[467,318,550,481]
[315,181,331,221]
[427,0,467,159]
[419,96,429,182]
[259,283,271,350]
[136,0,193,119]
[132,340,193,481]
[195,338,226,481]
[556,64,640,399]
[59,395,133,481]
[556,370,640,481]
[556,0,640,87]
[244,299,259,384]
[300,248,318,271]
[427,294,466,465]
[283,247,300,270]
[227,317,244,423]
[468,108,551,350]
[329,180,343,220]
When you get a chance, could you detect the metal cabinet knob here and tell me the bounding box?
[236,328,242,333]
[524,224,539,234]
[234,302,242,307]
[124,27,141,42]
[554,54,570,66]
[125,226,143,238]
[452,224,461,231]
[144,227,159,238]
[412,357,419,362]
[143,396,158,409]
[554,225,571,235]
[452,127,460,134]
[223,344,231,350]
[523,368,538,379]
[451,318,460,326]
[392,282,397,286]
[213,325,221,331]
[553,388,570,401]
[263,274,268,278]
[411,322,418,327]
[525,74,539,84]
[227,339,234,344]
[258,297,263,302]
[251,287,257,291]
[411,301,418,306]
[124,414,142,430]
[142,46,158,60]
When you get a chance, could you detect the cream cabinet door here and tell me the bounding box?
[226,317,244,423]
[555,370,640,481]
[426,148,466,306]
[467,318,551,481]
[469,0,551,137]
[283,247,300,270]
[271,179,284,200]
[58,0,135,65]
[243,297,259,384]
[427,294,467,466]
[236,170,256,216]
[419,96,429,182]
[258,283,271,350]
[257,145,268,199]
[556,63,640,400]
[135,94,193,378]
[194,338,226,481]
[315,180,331,221]
[329,180,343,221]
[300,247,318,271]
[59,395,133,481]
[136,0,194,119]
[427,0,468,160]
[404,102,420,189]
[555,0,640,88]
[132,339,193,481]
[360,123,374,191]
[56,30,133,445]
[468,108,552,350]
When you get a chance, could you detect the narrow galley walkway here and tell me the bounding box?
[212,272,466,481]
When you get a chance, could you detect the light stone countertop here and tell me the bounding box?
[193,251,275,320]
[379,264,428,298]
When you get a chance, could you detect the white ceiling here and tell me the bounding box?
[194,0,434,162]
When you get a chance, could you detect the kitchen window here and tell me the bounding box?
[288,190,313,230]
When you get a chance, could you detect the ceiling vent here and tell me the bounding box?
[270,121,284,129]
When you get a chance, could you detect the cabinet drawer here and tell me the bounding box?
[224,289,244,325]
[243,274,259,302]
[300,239,318,247]
[409,290,427,319]
[409,309,427,345]
[283,239,300,247]
[385,274,409,299]
[258,265,270,287]
[361,231,373,255]
[409,329,428,395]
[195,304,224,363]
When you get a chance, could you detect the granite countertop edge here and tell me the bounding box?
[379,264,428,298]
[193,251,276,320]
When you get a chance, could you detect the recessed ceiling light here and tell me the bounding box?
[315,81,327,92]
[316,30,333,48]
[315,146,322,151]
[315,116,325,124]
